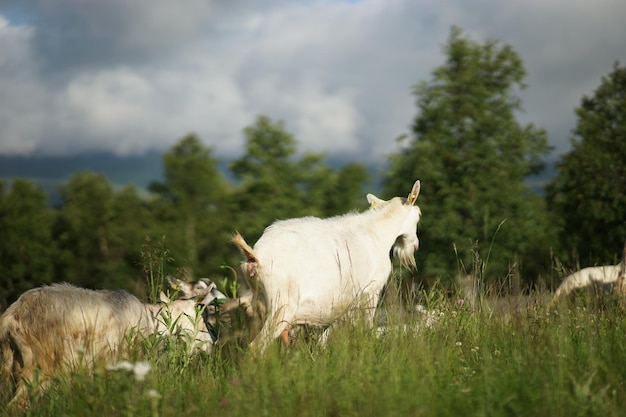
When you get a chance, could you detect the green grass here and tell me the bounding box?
[3,291,626,417]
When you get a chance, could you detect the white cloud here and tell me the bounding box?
[0,0,625,161]
[0,16,47,154]
[459,0,626,153]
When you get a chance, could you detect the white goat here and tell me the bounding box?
[0,277,225,407]
[551,264,621,304]
[232,180,421,351]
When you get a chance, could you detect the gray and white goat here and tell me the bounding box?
[0,277,225,407]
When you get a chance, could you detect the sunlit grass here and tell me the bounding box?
[2,241,624,416]
[4,287,626,417]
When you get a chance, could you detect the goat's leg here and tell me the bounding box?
[9,382,31,411]
[9,373,50,411]
[250,303,295,352]
[250,319,288,352]
[280,326,291,346]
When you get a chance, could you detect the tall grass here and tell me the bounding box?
[3,290,626,417]
[3,238,626,417]
[141,236,173,303]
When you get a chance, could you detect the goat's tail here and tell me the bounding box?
[232,232,259,287]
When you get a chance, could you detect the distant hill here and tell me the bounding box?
[0,151,164,187]
[0,152,559,203]
[0,152,164,204]
[0,151,384,195]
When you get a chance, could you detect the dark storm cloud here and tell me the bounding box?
[0,0,624,161]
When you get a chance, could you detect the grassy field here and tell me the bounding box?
[2,286,626,417]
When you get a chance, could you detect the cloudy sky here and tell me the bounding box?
[1,0,624,164]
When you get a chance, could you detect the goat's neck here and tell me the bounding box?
[364,204,410,247]
[141,303,167,332]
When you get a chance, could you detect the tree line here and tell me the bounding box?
[1,27,625,309]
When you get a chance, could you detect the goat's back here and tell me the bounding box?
[251,214,395,324]
[255,215,390,283]
[0,284,148,389]
[552,265,621,302]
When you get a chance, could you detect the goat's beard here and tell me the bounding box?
[392,235,418,270]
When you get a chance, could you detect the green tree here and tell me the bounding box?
[319,163,371,215]
[546,62,626,266]
[230,115,310,240]
[294,156,371,217]
[53,173,161,293]
[149,134,231,278]
[53,172,118,289]
[106,184,157,289]
[0,179,56,309]
[230,115,370,242]
[385,27,553,287]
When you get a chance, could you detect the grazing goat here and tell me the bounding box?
[550,264,621,304]
[0,277,225,407]
[232,179,421,351]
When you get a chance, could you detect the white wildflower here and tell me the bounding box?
[133,361,151,381]
[146,388,161,399]
[106,360,152,381]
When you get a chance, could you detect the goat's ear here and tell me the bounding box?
[167,276,196,298]
[406,180,420,205]
[166,275,181,290]
[367,194,384,208]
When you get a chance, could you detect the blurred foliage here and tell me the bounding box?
[0,179,56,309]
[229,115,370,243]
[149,134,232,279]
[546,62,626,267]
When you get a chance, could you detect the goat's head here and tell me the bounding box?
[366,180,421,269]
[166,275,229,329]
[166,276,227,303]
[206,290,268,345]
[155,277,228,350]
